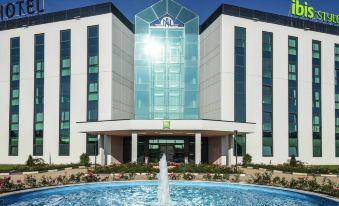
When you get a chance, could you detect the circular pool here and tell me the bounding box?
[1,181,338,206]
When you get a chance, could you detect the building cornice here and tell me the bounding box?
[200,4,339,36]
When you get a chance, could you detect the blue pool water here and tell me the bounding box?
[1,181,338,206]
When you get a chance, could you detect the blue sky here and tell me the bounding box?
[0,0,338,23]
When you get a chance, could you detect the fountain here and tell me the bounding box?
[157,153,173,206]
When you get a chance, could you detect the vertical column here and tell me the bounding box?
[131,132,138,162]
[227,135,234,166]
[195,132,201,164]
[104,135,112,165]
[220,136,228,165]
[98,134,104,166]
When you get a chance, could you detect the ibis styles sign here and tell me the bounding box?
[0,0,44,21]
[291,0,339,25]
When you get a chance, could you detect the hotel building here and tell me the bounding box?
[0,0,338,165]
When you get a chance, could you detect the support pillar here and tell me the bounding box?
[227,135,234,166]
[98,134,105,166]
[131,132,138,163]
[220,136,227,165]
[104,135,112,165]
[195,132,201,165]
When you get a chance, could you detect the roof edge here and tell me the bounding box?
[0,2,134,32]
[200,4,339,36]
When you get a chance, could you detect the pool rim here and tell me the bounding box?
[0,180,338,203]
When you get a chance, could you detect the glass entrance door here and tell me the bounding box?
[148,138,185,163]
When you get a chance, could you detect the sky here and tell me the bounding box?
[0,0,339,24]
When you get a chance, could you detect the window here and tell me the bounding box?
[9,37,20,156]
[288,36,298,157]
[33,34,45,156]
[235,27,246,123]
[336,44,339,157]
[312,40,321,157]
[262,32,273,157]
[86,26,99,155]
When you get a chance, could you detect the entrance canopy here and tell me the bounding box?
[76,119,256,136]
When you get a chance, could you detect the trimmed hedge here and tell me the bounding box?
[94,163,237,174]
[248,164,339,174]
[0,164,82,173]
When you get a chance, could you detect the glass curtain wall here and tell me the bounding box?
[234,26,246,156]
[288,36,298,157]
[86,25,99,155]
[59,30,71,156]
[33,34,44,156]
[262,32,273,157]
[312,40,322,157]
[135,0,199,120]
[9,37,20,156]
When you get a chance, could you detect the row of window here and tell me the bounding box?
[86,25,99,156]
[234,27,246,156]
[59,30,71,156]
[8,38,20,156]
[8,26,98,157]
[262,32,273,157]
[234,26,338,158]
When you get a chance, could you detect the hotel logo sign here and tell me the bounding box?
[152,15,183,28]
[291,0,339,25]
[163,120,171,130]
[0,0,45,21]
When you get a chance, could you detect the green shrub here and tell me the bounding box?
[182,173,195,180]
[290,155,297,167]
[80,153,90,166]
[242,154,252,166]
[26,155,34,166]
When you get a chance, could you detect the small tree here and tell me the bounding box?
[26,155,34,166]
[80,153,90,166]
[242,153,252,166]
[290,155,297,167]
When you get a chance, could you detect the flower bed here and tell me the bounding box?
[247,172,339,198]
[0,170,108,194]
[247,164,339,175]
[94,163,237,174]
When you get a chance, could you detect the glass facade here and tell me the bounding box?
[135,0,199,120]
[288,36,298,157]
[234,26,247,156]
[59,30,71,156]
[262,32,273,157]
[312,40,322,157]
[335,44,339,157]
[33,34,44,156]
[9,37,20,156]
[86,25,99,156]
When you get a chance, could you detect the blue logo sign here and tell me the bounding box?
[0,0,45,21]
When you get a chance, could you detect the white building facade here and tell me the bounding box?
[0,1,338,165]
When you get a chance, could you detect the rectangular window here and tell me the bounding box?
[234,27,246,156]
[59,30,71,156]
[288,36,298,157]
[9,37,20,156]
[262,32,273,157]
[33,34,44,156]
[312,40,321,157]
[335,44,339,157]
[86,26,99,155]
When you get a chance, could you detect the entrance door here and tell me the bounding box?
[159,145,175,162]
